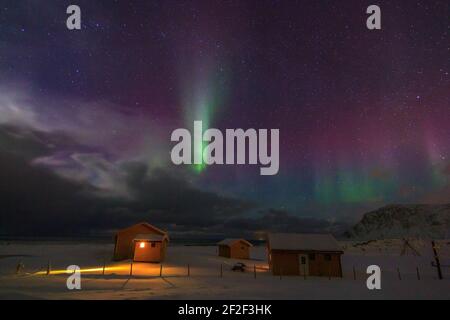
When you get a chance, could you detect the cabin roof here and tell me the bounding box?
[116,222,169,241]
[268,233,342,252]
[217,238,253,247]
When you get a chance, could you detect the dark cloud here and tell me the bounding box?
[122,163,253,226]
[0,124,349,238]
[0,124,254,236]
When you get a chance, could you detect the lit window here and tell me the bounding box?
[139,242,145,248]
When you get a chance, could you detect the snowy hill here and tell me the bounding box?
[345,204,450,240]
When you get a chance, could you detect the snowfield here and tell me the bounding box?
[0,240,449,300]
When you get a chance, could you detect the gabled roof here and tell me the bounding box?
[218,238,253,247]
[133,234,168,242]
[116,222,169,240]
[268,233,342,252]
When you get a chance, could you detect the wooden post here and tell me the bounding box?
[160,264,163,277]
[353,266,356,280]
[188,264,190,277]
[254,265,256,279]
[397,267,401,280]
[46,260,51,275]
[129,261,133,277]
[16,261,23,275]
[416,267,420,280]
[431,240,443,280]
[102,259,106,276]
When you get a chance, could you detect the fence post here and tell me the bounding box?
[16,261,25,274]
[102,259,106,276]
[129,261,133,277]
[397,267,401,280]
[160,264,163,277]
[416,267,420,280]
[16,261,23,275]
[46,260,51,275]
[431,240,443,280]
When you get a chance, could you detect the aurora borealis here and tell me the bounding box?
[0,0,449,236]
[180,63,224,173]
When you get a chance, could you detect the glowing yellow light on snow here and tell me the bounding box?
[35,265,126,276]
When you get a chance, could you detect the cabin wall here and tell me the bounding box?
[230,242,250,259]
[114,225,164,260]
[218,245,231,258]
[270,250,342,277]
[133,241,162,262]
[270,251,299,275]
[308,252,342,277]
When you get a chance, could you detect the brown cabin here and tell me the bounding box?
[113,222,169,262]
[267,233,343,277]
[218,238,253,259]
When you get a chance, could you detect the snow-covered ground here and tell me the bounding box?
[0,240,449,300]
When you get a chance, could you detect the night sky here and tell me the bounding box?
[0,0,449,237]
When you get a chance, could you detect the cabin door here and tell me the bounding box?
[298,254,309,276]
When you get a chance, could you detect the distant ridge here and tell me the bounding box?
[345,204,450,240]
